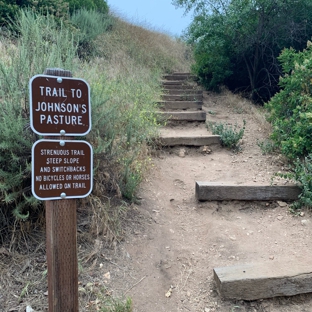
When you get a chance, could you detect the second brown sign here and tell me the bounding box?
[32,140,93,200]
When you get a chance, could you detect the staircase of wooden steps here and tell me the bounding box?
[158,72,205,121]
[157,72,221,147]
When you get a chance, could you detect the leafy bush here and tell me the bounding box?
[177,0,312,102]
[265,42,312,159]
[207,120,246,150]
[0,0,108,28]
[0,10,77,228]
[277,155,312,210]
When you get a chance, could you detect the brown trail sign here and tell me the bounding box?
[32,139,93,200]
[29,74,91,136]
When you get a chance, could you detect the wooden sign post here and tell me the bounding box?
[29,68,92,311]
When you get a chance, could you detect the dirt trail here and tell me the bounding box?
[104,88,312,312]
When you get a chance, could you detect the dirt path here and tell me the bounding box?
[103,89,312,312]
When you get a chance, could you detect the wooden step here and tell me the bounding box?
[162,94,203,101]
[196,182,301,201]
[161,80,184,85]
[214,261,312,300]
[171,72,192,75]
[163,89,203,95]
[163,74,196,81]
[158,101,202,110]
[159,135,220,146]
[162,84,197,90]
[159,111,206,121]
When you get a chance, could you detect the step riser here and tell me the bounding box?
[162,85,197,90]
[163,90,202,95]
[159,101,202,110]
[159,111,206,121]
[159,136,220,146]
[162,95,203,101]
[163,75,196,81]
[196,182,301,201]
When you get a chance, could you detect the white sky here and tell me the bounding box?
[107,0,193,37]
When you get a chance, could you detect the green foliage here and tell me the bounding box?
[277,156,312,210]
[0,0,108,27]
[176,0,312,102]
[207,120,246,150]
[0,10,78,238]
[265,42,312,159]
[99,296,132,312]
[67,0,108,15]
[257,139,276,155]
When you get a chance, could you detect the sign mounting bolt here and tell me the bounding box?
[57,77,62,83]
[60,193,66,199]
[60,129,66,136]
[60,140,65,147]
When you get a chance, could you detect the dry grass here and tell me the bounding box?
[209,87,272,137]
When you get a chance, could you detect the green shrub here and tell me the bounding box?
[277,155,312,210]
[207,120,246,150]
[0,10,78,240]
[67,0,108,15]
[257,139,276,155]
[265,42,312,159]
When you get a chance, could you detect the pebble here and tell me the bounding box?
[269,256,274,260]
[277,201,287,207]
[277,216,284,221]
[301,220,310,226]
[179,148,186,158]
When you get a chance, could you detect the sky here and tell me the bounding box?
[107,0,193,37]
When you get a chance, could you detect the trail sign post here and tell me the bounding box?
[29,68,93,312]
[29,74,91,136]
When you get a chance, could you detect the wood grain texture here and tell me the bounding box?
[214,262,312,300]
[159,111,206,121]
[159,135,220,146]
[196,182,301,201]
[158,101,202,110]
[162,94,203,101]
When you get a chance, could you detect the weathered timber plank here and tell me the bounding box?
[196,182,301,201]
[162,94,203,101]
[164,89,202,95]
[158,101,202,110]
[161,80,183,85]
[214,261,312,300]
[171,72,192,75]
[159,111,206,121]
[163,74,196,81]
[162,84,197,89]
[159,135,220,146]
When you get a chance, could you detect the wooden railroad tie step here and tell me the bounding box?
[163,74,196,81]
[159,111,206,121]
[159,135,220,146]
[214,261,312,300]
[196,182,301,201]
[158,101,202,110]
[164,89,203,95]
[162,84,198,89]
[162,94,203,101]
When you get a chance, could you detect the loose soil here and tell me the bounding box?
[2,90,312,312]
